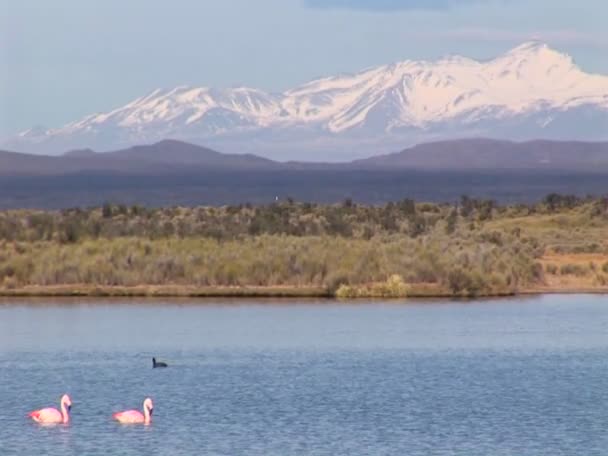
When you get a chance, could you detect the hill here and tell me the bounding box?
[2,138,608,208]
[355,139,608,170]
[0,140,280,176]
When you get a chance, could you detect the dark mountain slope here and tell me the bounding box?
[0,140,279,176]
[353,139,608,170]
[3,138,608,208]
[102,139,280,168]
[4,138,608,176]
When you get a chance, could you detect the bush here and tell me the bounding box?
[3,276,17,289]
[336,275,409,298]
[559,263,588,276]
[446,268,474,295]
[324,273,350,294]
[545,264,558,275]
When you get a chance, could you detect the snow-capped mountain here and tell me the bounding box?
[6,41,608,160]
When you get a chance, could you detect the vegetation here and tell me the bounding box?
[335,275,411,298]
[1,194,608,297]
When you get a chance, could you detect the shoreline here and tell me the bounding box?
[0,285,331,298]
[2,284,608,299]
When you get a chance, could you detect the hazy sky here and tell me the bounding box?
[1,0,607,136]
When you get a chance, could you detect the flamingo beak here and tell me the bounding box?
[67,404,72,412]
[149,408,153,416]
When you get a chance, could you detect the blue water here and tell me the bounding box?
[1,295,608,455]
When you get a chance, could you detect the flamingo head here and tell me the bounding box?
[144,398,153,416]
[61,394,72,412]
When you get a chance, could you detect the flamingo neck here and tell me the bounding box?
[61,401,70,423]
[143,406,151,425]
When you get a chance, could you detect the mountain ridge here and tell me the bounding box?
[5,42,608,160]
[0,139,282,176]
[4,138,608,209]
[3,138,608,176]
[351,138,608,170]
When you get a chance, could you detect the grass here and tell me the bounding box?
[0,284,329,298]
[2,195,608,298]
[0,233,539,298]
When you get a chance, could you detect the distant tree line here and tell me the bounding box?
[0,194,605,244]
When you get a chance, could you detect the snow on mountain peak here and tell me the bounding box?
[495,40,576,72]
[508,40,550,54]
[8,42,608,158]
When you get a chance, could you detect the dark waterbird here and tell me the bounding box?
[152,357,168,368]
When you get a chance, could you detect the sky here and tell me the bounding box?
[1,0,607,136]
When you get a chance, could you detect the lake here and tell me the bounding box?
[1,295,607,455]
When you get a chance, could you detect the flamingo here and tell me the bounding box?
[29,394,72,424]
[113,398,153,425]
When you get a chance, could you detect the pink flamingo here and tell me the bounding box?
[113,398,153,425]
[28,394,72,424]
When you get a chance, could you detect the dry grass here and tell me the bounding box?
[3,197,608,298]
[532,253,608,292]
[0,284,329,298]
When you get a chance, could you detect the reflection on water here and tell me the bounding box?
[1,295,608,455]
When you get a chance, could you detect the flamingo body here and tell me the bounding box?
[113,398,153,425]
[29,394,72,424]
[113,410,145,424]
[29,407,64,424]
